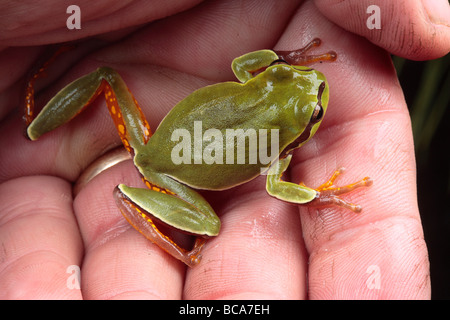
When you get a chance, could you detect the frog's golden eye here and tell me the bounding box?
[311,104,324,124]
[310,81,326,124]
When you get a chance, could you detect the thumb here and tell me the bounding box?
[314,0,450,60]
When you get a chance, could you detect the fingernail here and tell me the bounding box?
[422,0,450,26]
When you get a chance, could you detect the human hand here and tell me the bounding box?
[1,0,448,299]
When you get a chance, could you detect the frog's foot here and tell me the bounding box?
[275,38,337,66]
[186,238,207,265]
[24,45,74,126]
[309,168,373,213]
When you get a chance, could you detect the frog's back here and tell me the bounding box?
[141,69,309,190]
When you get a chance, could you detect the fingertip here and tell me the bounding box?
[421,0,450,26]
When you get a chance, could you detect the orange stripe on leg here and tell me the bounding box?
[103,82,133,154]
[129,88,152,144]
[24,46,75,126]
[114,188,204,267]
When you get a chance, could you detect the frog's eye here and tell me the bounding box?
[269,59,289,66]
[310,104,324,124]
[310,81,326,124]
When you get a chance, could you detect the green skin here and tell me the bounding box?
[27,48,370,267]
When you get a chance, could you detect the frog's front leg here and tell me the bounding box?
[114,169,220,267]
[307,167,373,212]
[232,49,279,82]
[266,155,373,213]
[231,38,337,83]
[275,38,337,66]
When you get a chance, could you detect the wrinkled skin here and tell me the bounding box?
[1,0,449,299]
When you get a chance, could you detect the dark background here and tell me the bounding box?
[393,53,450,300]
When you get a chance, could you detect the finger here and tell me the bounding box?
[0,51,212,181]
[73,0,308,298]
[165,0,308,299]
[0,176,83,299]
[314,0,450,60]
[0,0,203,46]
[2,0,301,181]
[184,178,308,300]
[74,160,186,299]
[102,0,301,81]
[279,2,430,299]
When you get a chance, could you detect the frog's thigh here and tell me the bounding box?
[115,184,219,237]
[114,184,219,266]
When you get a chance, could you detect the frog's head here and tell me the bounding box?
[264,64,329,156]
[293,66,328,149]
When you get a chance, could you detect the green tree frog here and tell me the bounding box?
[25,39,372,267]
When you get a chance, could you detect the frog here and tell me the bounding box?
[25,39,372,267]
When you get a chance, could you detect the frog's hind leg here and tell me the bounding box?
[25,64,151,158]
[114,185,212,267]
[24,45,74,126]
